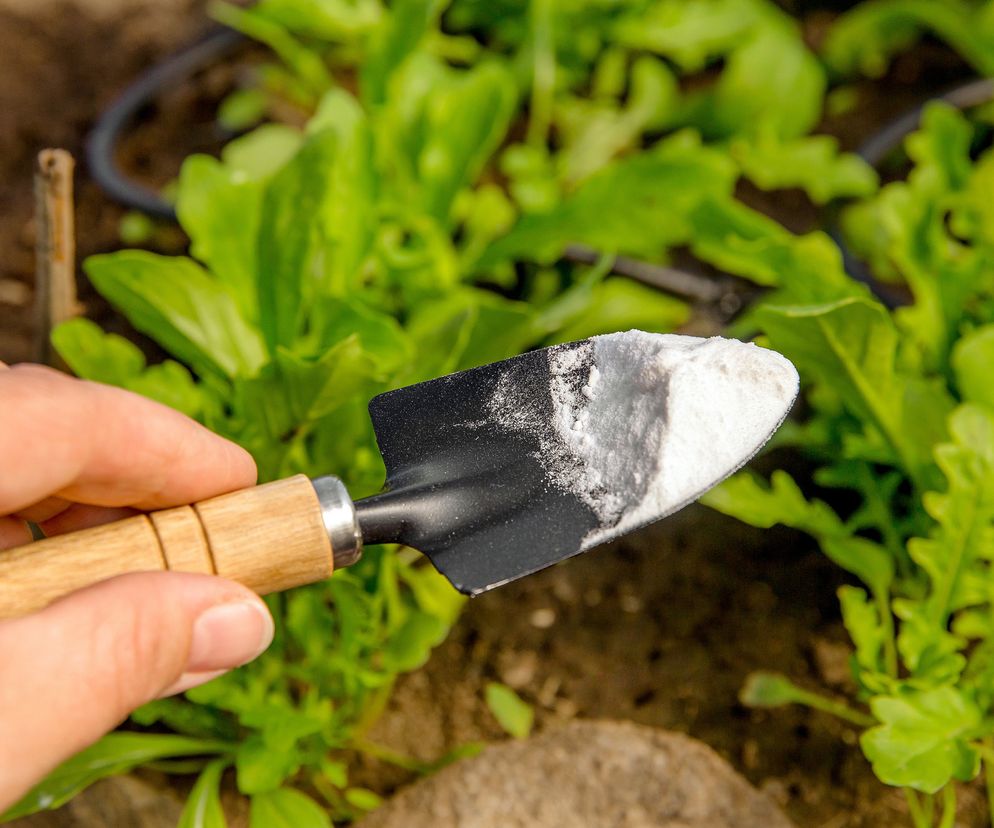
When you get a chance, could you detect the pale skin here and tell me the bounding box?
[0,361,275,810]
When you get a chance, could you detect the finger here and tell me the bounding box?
[12,496,71,524]
[0,517,31,551]
[0,572,274,810]
[38,504,138,536]
[0,365,257,515]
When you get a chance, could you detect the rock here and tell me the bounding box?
[360,720,795,828]
[8,775,183,828]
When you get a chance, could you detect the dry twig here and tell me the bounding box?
[34,148,80,365]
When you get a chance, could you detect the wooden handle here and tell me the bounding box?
[0,475,334,619]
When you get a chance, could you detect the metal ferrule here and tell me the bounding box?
[311,476,363,569]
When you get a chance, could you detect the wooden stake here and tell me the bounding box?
[33,149,80,366]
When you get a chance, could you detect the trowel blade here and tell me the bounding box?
[354,332,798,595]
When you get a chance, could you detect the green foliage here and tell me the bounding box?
[3,735,231,820]
[178,760,229,828]
[24,0,955,823]
[704,104,994,822]
[824,0,994,78]
[484,682,534,739]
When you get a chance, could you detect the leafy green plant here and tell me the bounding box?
[824,0,994,79]
[705,102,994,826]
[5,0,899,823]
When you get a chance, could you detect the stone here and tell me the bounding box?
[360,719,795,828]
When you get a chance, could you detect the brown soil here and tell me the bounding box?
[0,3,987,827]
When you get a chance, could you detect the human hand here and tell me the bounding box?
[0,363,274,810]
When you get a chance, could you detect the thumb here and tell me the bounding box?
[0,572,273,809]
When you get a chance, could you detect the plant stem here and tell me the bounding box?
[352,738,429,773]
[873,587,899,677]
[788,685,876,728]
[526,0,555,147]
[905,789,931,828]
[985,739,994,828]
[938,785,956,828]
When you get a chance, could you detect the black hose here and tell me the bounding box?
[85,27,244,221]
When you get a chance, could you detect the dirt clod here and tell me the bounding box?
[360,720,795,828]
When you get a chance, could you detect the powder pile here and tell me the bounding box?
[489,331,799,548]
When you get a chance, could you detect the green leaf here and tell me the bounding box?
[220,124,304,180]
[250,0,381,40]
[906,405,994,635]
[178,760,228,828]
[556,55,677,185]
[236,736,302,795]
[3,734,230,820]
[417,61,517,224]
[249,788,331,828]
[824,0,994,78]
[755,298,951,490]
[549,278,689,343]
[177,155,265,321]
[360,0,443,106]
[838,586,889,683]
[218,88,269,132]
[739,671,804,708]
[952,325,994,410]
[669,4,824,139]
[343,787,383,811]
[211,2,332,101]
[84,251,265,381]
[256,116,376,351]
[731,132,878,204]
[382,609,448,673]
[51,318,145,385]
[861,687,982,792]
[703,470,894,593]
[485,682,534,739]
[480,131,737,268]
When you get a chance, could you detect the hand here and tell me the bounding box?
[0,363,274,811]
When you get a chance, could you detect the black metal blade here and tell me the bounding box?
[355,342,600,595]
[354,334,798,595]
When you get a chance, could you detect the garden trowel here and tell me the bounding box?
[0,331,798,618]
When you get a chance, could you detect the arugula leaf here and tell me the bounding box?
[755,298,950,490]
[952,325,994,410]
[861,687,982,793]
[178,760,229,828]
[250,788,331,828]
[2,734,230,820]
[256,117,376,351]
[824,0,994,78]
[84,252,266,381]
[731,131,878,204]
[479,131,737,267]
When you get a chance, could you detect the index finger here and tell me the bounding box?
[0,365,257,514]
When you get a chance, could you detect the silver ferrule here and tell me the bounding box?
[311,475,363,569]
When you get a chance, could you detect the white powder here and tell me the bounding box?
[490,330,798,548]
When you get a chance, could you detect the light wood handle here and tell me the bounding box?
[0,475,334,619]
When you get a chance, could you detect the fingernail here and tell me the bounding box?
[185,600,274,673]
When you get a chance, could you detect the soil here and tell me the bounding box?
[0,2,988,827]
